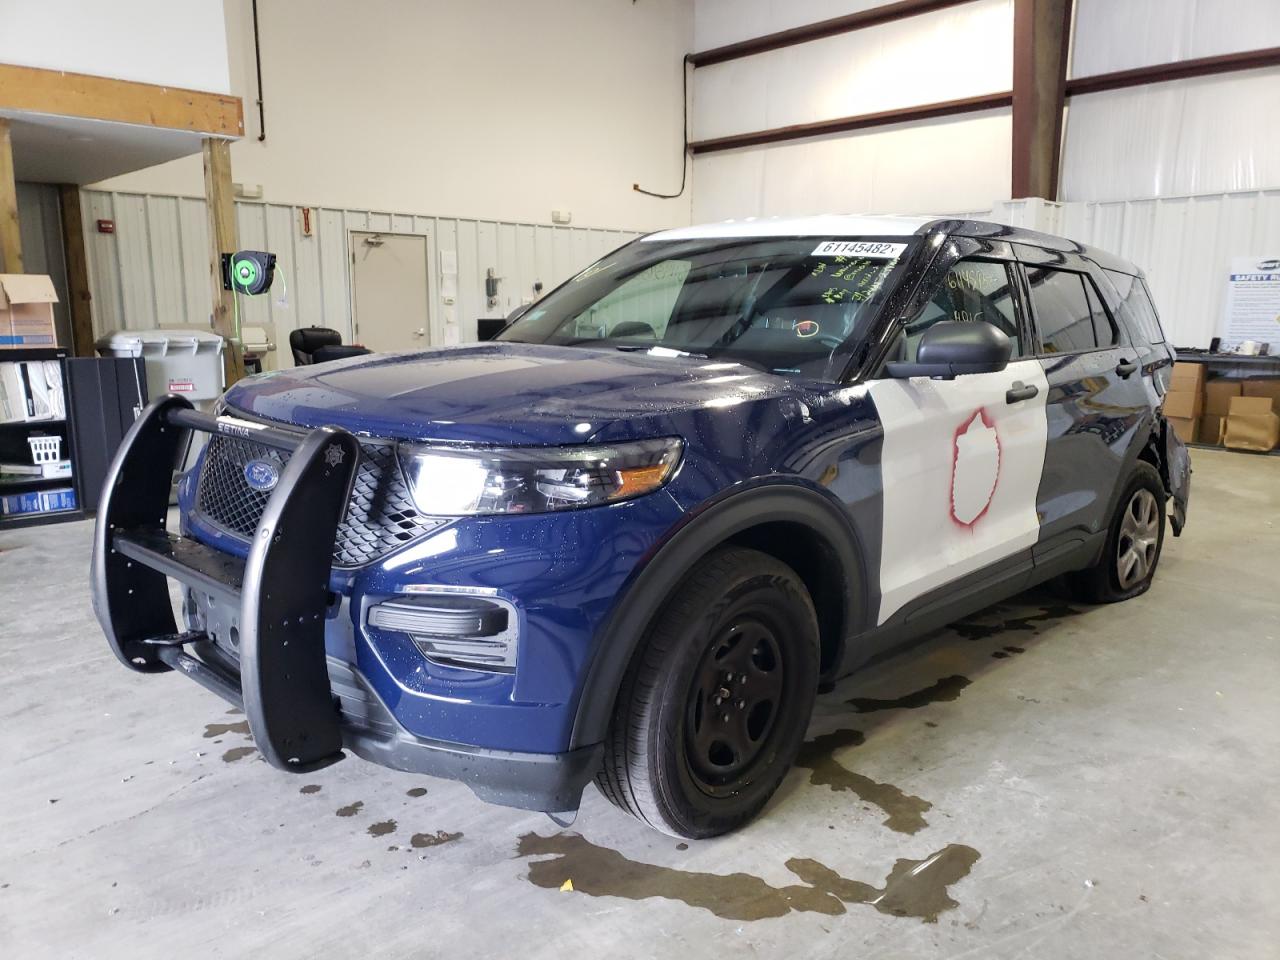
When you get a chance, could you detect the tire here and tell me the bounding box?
[596,546,819,839]
[1064,462,1166,604]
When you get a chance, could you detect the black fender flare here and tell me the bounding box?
[567,482,867,749]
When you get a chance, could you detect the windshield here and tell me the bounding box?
[498,236,914,381]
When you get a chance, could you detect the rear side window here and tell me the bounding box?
[1105,269,1167,346]
[1026,268,1096,353]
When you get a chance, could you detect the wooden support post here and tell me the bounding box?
[0,119,22,273]
[1011,0,1074,200]
[203,137,245,384]
[58,185,95,356]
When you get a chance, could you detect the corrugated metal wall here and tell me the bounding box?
[959,191,1280,349]
[81,189,641,366]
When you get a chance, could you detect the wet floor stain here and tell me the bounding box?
[203,720,251,739]
[300,784,322,795]
[368,819,397,837]
[795,729,931,834]
[991,645,1026,660]
[406,787,428,798]
[847,675,971,713]
[410,830,462,849]
[516,833,979,923]
[336,801,364,818]
[221,746,256,763]
[952,603,1082,642]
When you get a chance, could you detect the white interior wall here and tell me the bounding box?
[692,0,1011,142]
[0,0,231,92]
[690,0,1014,221]
[1061,0,1280,201]
[694,109,1012,222]
[1071,0,1280,76]
[80,188,639,367]
[95,0,693,233]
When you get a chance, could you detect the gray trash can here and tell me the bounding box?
[97,328,227,489]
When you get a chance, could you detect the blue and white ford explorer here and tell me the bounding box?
[93,215,1190,838]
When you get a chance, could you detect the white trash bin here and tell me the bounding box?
[97,328,228,489]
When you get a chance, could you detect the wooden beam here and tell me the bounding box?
[1066,45,1280,97]
[0,63,243,138]
[1011,0,1074,200]
[57,185,94,356]
[0,119,21,273]
[203,138,245,384]
[689,91,1012,155]
[689,0,979,68]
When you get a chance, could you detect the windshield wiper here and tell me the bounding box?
[614,345,709,360]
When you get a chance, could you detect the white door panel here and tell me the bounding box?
[868,359,1049,625]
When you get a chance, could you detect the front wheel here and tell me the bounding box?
[595,547,819,838]
[1064,462,1167,603]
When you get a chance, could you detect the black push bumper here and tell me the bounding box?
[91,396,599,812]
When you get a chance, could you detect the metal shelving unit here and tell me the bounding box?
[0,347,86,528]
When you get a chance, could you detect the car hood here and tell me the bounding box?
[224,341,802,444]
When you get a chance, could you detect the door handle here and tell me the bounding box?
[1116,358,1138,378]
[1006,381,1039,404]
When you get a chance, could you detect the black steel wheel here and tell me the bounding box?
[596,546,819,838]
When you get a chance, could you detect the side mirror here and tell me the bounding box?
[885,320,1012,379]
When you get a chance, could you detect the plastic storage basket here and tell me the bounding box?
[28,435,62,464]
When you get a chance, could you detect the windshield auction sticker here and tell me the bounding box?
[812,241,906,259]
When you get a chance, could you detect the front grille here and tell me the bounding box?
[194,430,445,567]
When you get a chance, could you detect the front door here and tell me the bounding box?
[1013,247,1152,564]
[867,253,1048,626]
[350,232,431,352]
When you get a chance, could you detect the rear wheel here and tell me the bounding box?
[596,547,819,838]
[1064,462,1166,603]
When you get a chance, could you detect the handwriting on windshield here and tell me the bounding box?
[811,256,894,305]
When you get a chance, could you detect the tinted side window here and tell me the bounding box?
[1105,269,1167,345]
[902,259,1024,360]
[1027,267,1096,353]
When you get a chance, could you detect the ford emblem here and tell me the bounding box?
[244,459,280,493]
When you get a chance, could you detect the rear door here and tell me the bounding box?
[867,239,1048,626]
[1014,246,1151,568]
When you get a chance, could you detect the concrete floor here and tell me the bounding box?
[2,447,1278,958]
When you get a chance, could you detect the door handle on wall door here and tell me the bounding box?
[413,328,426,338]
[1006,381,1039,404]
[1116,359,1138,378]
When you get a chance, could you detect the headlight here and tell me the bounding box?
[397,437,683,516]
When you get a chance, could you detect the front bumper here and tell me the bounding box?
[91,396,600,812]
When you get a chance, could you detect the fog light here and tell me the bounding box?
[368,593,517,673]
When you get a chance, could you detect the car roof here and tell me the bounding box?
[642,214,1143,276]
[643,215,935,241]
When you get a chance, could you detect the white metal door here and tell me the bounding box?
[350,232,430,352]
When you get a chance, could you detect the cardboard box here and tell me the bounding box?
[1167,416,1199,445]
[1203,379,1242,416]
[0,275,59,349]
[1242,378,1280,412]
[1224,395,1280,452]
[1163,388,1204,420]
[1199,414,1226,445]
[1170,362,1206,391]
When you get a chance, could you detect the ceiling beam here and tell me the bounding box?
[689,0,979,68]
[0,63,243,138]
[690,91,1012,155]
[1011,0,1074,200]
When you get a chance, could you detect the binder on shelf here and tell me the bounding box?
[0,362,24,423]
